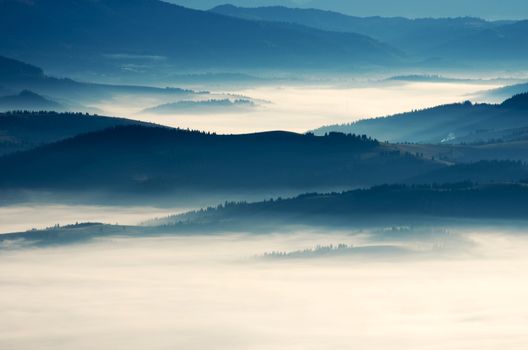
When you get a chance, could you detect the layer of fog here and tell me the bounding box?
[2,228,528,350]
[0,187,338,234]
[99,81,504,134]
[0,205,188,234]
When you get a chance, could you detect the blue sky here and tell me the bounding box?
[168,0,528,20]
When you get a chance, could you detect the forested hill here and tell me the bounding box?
[313,93,528,144]
[2,182,528,246]
[0,125,442,195]
[167,183,528,228]
[0,111,149,155]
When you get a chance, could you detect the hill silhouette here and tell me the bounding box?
[3,182,528,246]
[0,90,64,112]
[169,183,528,227]
[500,92,528,110]
[0,111,149,155]
[0,125,443,197]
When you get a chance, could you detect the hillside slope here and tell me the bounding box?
[0,90,64,112]
[0,111,149,155]
[0,55,198,109]
[161,183,528,230]
[0,126,442,195]
[314,93,528,144]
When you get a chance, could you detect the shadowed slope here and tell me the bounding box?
[0,125,441,195]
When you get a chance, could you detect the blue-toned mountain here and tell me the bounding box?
[314,94,528,144]
[0,0,400,75]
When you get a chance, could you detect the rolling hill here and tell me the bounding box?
[0,55,198,110]
[166,182,528,228]
[0,125,443,198]
[3,182,528,246]
[314,93,528,144]
[0,90,64,112]
[2,114,527,203]
[0,111,149,155]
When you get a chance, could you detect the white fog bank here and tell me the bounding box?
[1,230,528,350]
[103,81,503,134]
[0,205,188,234]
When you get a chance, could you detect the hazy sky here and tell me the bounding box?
[168,0,528,20]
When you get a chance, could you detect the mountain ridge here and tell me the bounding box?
[209,4,528,66]
[0,0,401,75]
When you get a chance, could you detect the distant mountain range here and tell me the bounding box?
[2,0,524,77]
[434,20,528,62]
[0,0,401,75]
[314,93,528,144]
[210,5,498,51]
[0,55,199,112]
[210,5,528,67]
[173,0,528,20]
[385,75,489,83]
